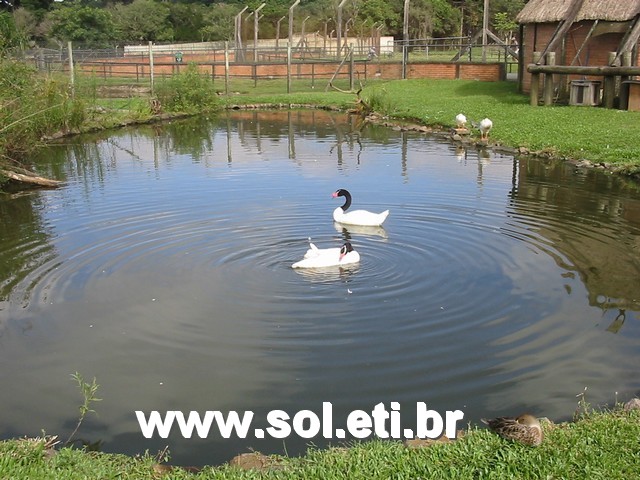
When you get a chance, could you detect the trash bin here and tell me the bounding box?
[622,80,640,111]
[569,80,601,106]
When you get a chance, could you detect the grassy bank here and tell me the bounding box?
[0,61,221,188]
[220,78,640,172]
[3,65,640,186]
[1,407,639,479]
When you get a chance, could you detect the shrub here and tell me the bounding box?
[155,63,220,113]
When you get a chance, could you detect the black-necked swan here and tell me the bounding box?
[292,240,360,269]
[332,189,389,226]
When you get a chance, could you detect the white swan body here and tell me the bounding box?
[332,189,389,226]
[292,241,360,269]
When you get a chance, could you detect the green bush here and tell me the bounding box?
[0,59,84,163]
[155,63,220,113]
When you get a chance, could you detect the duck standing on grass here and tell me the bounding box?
[455,113,467,129]
[481,414,543,446]
[479,118,493,141]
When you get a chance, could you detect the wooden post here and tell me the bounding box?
[402,0,409,79]
[620,51,633,109]
[603,51,616,108]
[349,45,354,90]
[148,41,154,96]
[543,51,555,105]
[67,41,75,98]
[224,41,230,96]
[530,51,541,106]
[287,42,292,93]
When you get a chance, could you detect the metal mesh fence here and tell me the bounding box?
[16,37,518,99]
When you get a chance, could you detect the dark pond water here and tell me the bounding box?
[1,110,640,466]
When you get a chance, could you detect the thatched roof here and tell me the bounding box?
[516,0,640,23]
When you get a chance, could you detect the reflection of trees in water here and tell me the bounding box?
[511,158,640,315]
[21,111,640,329]
[0,192,56,319]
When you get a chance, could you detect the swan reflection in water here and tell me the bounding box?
[334,223,388,239]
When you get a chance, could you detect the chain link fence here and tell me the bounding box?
[16,37,518,100]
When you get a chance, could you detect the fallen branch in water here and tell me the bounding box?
[1,167,63,188]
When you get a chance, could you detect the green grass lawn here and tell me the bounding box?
[365,79,640,164]
[219,78,640,171]
[1,408,639,479]
[73,75,640,171]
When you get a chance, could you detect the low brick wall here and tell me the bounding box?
[75,55,506,82]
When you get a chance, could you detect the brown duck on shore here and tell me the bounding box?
[481,414,543,446]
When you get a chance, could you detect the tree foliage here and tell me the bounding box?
[9,0,526,46]
[110,0,173,43]
[0,12,25,53]
[47,5,116,47]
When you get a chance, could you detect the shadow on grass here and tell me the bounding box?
[453,81,527,105]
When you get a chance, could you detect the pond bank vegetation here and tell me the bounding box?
[3,58,640,190]
[1,399,639,479]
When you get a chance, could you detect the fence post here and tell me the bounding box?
[603,51,617,108]
[148,41,154,96]
[620,51,633,109]
[287,42,292,93]
[349,45,354,90]
[543,51,555,105]
[224,41,230,96]
[530,51,541,106]
[67,41,75,98]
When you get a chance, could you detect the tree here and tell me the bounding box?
[46,4,116,47]
[19,0,55,20]
[493,11,516,41]
[0,12,24,53]
[110,0,173,43]
[199,3,238,42]
[407,0,460,39]
[169,2,207,42]
[358,0,399,33]
[12,7,38,42]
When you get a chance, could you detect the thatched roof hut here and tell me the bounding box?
[516,0,640,99]
[516,0,640,24]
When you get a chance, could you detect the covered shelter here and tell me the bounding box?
[516,0,640,106]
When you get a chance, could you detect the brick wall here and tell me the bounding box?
[75,56,505,82]
[521,20,640,93]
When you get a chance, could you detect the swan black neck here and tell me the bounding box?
[336,189,352,212]
[341,242,354,254]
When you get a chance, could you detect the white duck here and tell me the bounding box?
[332,189,389,226]
[455,113,467,129]
[292,240,360,269]
[479,117,493,140]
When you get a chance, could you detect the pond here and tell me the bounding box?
[1,110,640,466]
